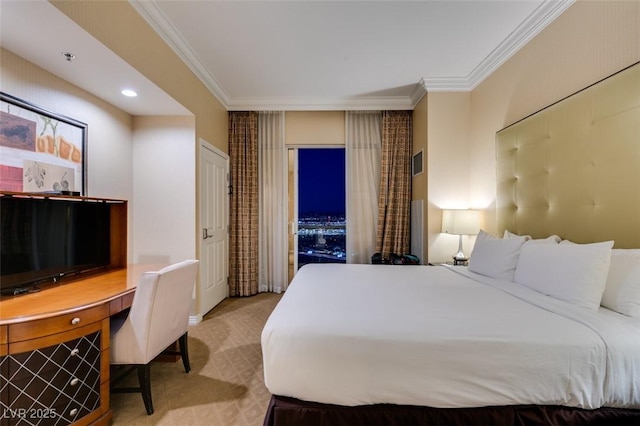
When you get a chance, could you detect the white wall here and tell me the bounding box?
[1,49,134,201]
[3,48,200,275]
[132,116,197,264]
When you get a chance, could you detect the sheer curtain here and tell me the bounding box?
[228,111,259,296]
[345,111,382,264]
[258,111,288,293]
[376,110,412,257]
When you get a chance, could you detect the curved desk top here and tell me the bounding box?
[0,263,166,325]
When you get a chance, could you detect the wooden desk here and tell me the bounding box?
[0,264,165,426]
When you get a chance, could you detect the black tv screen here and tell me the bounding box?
[0,196,111,292]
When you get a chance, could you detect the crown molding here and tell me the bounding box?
[227,96,414,111]
[423,0,575,92]
[128,0,230,106]
[131,0,574,108]
[421,76,472,93]
[466,0,575,90]
[410,78,428,107]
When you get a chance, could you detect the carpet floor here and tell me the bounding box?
[110,292,282,426]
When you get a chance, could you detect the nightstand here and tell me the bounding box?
[428,261,464,266]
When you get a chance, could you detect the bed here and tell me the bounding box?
[262,261,640,425]
[261,62,640,425]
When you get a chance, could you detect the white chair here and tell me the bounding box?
[109,259,199,415]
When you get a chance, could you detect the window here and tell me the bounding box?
[296,148,346,269]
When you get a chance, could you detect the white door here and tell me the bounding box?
[199,141,229,316]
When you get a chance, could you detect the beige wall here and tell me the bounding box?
[1,49,134,201]
[426,92,474,263]
[0,48,201,267]
[469,0,640,232]
[51,0,228,153]
[285,111,345,146]
[411,96,428,262]
[426,0,640,262]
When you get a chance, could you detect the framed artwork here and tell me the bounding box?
[0,92,87,195]
[412,149,423,177]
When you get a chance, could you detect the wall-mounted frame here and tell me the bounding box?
[412,149,423,177]
[0,92,87,195]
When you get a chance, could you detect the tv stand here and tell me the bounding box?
[0,192,131,426]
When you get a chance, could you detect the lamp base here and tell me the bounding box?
[451,235,468,266]
[452,256,468,266]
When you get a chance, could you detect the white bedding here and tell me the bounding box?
[261,264,640,409]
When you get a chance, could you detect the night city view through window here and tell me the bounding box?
[297,148,346,268]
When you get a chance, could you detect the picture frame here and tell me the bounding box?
[412,149,423,177]
[0,92,87,195]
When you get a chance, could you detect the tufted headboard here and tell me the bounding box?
[496,62,640,248]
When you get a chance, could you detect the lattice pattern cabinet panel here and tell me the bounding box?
[1,331,101,426]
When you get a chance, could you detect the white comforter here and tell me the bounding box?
[261,264,640,409]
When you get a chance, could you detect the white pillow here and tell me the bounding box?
[503,230,531,240]
[527,235,562,245]
[468,230,527,281]
[601,249,640,317]
[504,230,561,244]
[514,241,614,310]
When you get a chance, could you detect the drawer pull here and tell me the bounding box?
[70,378,80,386]
[69,408,78,417]
[70,348,80,356]
[71,317,81,325]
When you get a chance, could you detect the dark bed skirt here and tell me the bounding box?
[263,395,640,426]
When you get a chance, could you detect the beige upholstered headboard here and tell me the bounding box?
[496,62,640,248]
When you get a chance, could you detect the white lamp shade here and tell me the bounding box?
[441,209,481,235]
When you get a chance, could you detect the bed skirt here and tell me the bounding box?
[263,395,640,426]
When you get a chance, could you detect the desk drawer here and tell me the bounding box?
[8,305,108,343]
[8,368,99,408]
[108,291,135,316]
[9,330,101,380]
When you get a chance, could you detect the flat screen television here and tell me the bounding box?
[0,195,111,294]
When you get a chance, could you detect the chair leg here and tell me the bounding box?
[178,332,191,373]
[137,364,154,415]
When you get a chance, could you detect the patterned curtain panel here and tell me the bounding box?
[376,110,412,257]
[229,111,259,296]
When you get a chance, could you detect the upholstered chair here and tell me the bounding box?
[109,259,199,415]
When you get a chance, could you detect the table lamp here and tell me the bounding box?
[441,209,481,265]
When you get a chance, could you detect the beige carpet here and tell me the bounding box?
[110,293,282,426]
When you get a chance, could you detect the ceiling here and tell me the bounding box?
[1,0,574,115]
[0,0,189,116]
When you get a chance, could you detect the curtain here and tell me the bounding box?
[229,111,259,296]
[376,110,412,257]
[345,111,382,264]
[258,111,288,293]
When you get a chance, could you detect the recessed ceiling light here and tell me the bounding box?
[121,89,138,97]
